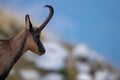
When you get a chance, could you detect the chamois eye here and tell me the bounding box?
[34,34,39,38]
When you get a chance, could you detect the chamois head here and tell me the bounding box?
[25,5,54,55]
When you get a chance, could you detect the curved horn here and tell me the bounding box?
[25,15,33,32]
[37,5,54,32]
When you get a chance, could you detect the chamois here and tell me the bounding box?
[0,5,54,80]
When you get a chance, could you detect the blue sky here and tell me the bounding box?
[0,0,120,67]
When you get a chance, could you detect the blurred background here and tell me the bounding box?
[0,0,120,80]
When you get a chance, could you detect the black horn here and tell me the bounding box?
[37,5,54,32]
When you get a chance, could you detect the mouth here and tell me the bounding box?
[38,48,45,55]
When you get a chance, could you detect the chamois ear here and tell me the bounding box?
[25,15,34,32]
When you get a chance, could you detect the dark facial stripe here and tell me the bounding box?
[31,31,45,54]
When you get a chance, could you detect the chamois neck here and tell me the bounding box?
[10,28,27,42]
[0,28,27,79]
[10,28,27,61]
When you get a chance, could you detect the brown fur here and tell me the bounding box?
[0,28,42,79]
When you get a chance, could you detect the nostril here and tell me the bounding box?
[39,48,45,54]
[42,49,45,53]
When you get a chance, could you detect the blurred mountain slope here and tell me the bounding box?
[0,10,23,39]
